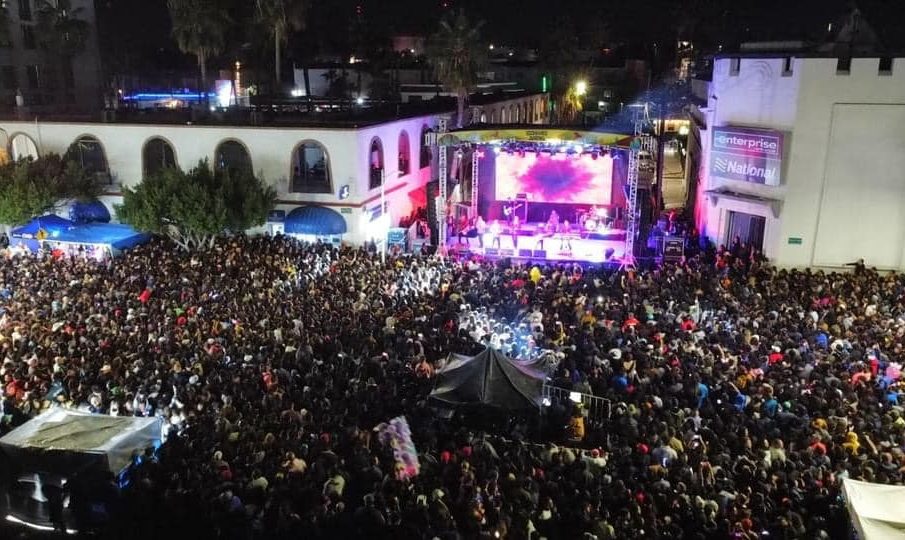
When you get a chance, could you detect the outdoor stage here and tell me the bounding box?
[447,223,626,263]
[435,127,641,266]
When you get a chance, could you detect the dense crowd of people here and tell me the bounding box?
[0,233,901,539]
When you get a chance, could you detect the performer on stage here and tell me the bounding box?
[456,214,469,245]
[510,214,520,249]
[559,219,573,251]
[490,220,502,248]
[475,215,487,247]
[537,210,559,249]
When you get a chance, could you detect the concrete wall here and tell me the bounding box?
[699,56,905,268]
[0,114,443,244]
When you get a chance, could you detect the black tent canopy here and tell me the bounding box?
[430,348,545,410]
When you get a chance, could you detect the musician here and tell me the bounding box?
[490,220,503,248]
[537,210,559,249]
[456,214,470,245]
[503,198,522,226]
[510,214,520,249]
[559,219,573,250]
[475,215,487,247]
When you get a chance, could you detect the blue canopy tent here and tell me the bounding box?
[9,215,76,252]
[10,215,75,239]
[68,200,111,224]
[48,223,150,254]
[284,206,347,238]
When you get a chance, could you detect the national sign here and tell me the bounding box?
[710,127,784,186]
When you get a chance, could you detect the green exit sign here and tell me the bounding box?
[340,208,352,214]
[788,237,803,245]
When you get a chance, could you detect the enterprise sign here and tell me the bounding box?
[710,127,784,186]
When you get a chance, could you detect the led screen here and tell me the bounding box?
[495,153,613,205]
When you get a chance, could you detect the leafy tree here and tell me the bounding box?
[167,0,231,95]
[255,0,307,92]
[0,154,101,228]
[116,159,276,250]
[426,10,488,128]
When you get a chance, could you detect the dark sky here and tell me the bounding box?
[95,0,905,70]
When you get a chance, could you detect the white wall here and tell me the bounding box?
[701,56,905,267]
[0,114,442,245]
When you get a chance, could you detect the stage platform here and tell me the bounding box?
[447,224,626,264]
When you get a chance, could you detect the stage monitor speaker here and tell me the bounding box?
[518,249,533,258]
[485,248,499,256]
[533,250,547,259]
[500,249,515,257]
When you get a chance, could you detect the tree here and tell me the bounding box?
[167,0,231,95]
[0,154,101,228]
[255,0,307,93]
[426,10,488,128]
[116,159,276,250]
[0,4,10,47]
[35,0,90,102]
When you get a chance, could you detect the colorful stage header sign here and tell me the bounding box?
[709,127,784,186]
[438,129,633,148]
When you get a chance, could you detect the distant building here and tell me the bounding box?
[687,49,905,268]
[0,0,102,110]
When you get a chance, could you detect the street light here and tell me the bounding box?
[575,80,588,96]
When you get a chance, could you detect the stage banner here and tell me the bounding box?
[376,416,420,480]
[709,127,784,186]
[439,129,632,147]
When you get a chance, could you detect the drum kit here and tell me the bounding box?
[578,207,612,234]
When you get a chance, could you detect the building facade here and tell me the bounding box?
[0,114,444,245]
[689,53,905,269]
[0,0,103,110]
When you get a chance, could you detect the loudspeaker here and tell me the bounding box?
[605,247,615,260]
[485,248,499,256]
[500,249,515,257]
[518,249,533,258]
[533,250,547,258]
[426,181,439,245]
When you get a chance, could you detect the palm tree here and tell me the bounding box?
[426,10,488,128]
[167,0,231,96]
[255,0,307,93]
[35,0,90,101]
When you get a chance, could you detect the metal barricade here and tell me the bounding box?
[541,384,612,422]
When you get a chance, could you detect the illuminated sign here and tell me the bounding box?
[710,127,784,186]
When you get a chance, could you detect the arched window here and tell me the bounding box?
[369,137,384,190]
[398,130,411,176]
[67,135,111,183]
[490,110,497,123]
[10,133,39,161]
[291,140,331,193]
[419,125,432,169]
[510,105,517,123]
[142,137,177,177]
[215,140,253,176]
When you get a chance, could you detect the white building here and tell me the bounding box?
[690,52,905,269]
[0,94,544,246]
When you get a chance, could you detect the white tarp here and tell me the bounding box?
[843,478,905,540]
[0,408,161,475]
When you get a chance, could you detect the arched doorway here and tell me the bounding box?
[142,137,178,177]
[290,140,331,193]
[215,139,253,176]
[369,137,384,189]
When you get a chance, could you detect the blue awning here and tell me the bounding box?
[69,200,111,223]
[10,215,75,239]
[284,206,347,236]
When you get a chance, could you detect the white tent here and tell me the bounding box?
[843,478,905,540]
[0,408,162,475]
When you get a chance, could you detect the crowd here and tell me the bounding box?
[0,233,901,540]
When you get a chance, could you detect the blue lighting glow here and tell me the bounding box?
[123,92,213,101]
